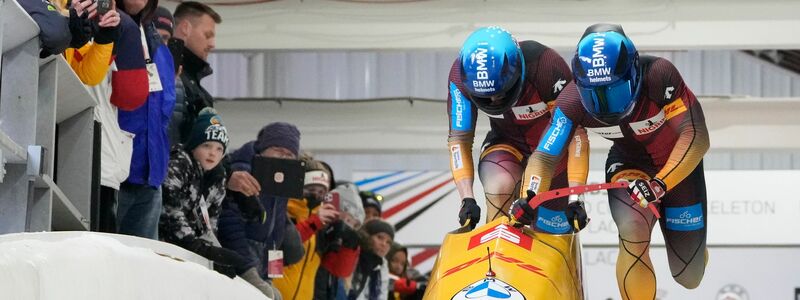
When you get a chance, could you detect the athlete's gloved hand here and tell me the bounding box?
[458,198,481,230]
[564,199,588,232]
[509,190,536,227]
[628,179,667,208]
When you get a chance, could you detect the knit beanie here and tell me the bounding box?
[185,107,228,152]
[154,6,174,36]
[360,191,383,214]
[330,182,364,225]
[363,219,395,240]
[254,122,300,156]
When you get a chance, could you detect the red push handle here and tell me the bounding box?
[525,181,660,219]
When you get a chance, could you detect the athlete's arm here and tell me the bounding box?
[648,59,710,190]
[567,126,590,187]
[522,106,577,196]
[447,81,479,200]
[531,47,580,190]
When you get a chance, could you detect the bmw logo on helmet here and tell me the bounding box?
[459,26,526,116]
[572,24,642,125]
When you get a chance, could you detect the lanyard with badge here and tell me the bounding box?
[198,195,223,247]
[140,26,163,92]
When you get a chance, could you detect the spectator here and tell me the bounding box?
[155,108,264,290]
[159,107,246,279]
[92,9,150,232]
[61,0,121,86]
[273,158,340,299]
[153,6,173,44]
[360,190,383,222]
[20,0,70,58]
[314,182,365,300]
[47,0,128,233]
[217,122,307,299]
[168,1,221,145]
[22,0,118,62]
[386,243,425,300]
[152,6,182,76]
[115,0,176,239]
[347,219,394,300]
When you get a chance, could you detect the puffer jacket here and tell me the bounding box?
[159,144,227,245]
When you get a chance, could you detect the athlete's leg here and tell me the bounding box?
[478,144,524,222]
[658,161,708,289]
[606,158,659,300]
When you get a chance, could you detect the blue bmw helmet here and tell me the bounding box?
[572,24,641,125]
[459,26,525,115]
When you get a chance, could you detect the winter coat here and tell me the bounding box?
[314,270,349,300]
[274,196,361,300]
[64,41,114,86]
[348,252,389,300]
[169,47,215,145]
[159,144,227,245]
[19,0,71,57]
[217,143,304,277]
[273,198,324,300]
[94,11,149,190]
[118,21,176,188]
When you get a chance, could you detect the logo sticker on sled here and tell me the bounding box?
[452,278,526,300]
[468,224,533,251]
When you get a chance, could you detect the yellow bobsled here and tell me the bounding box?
[423,217,583,300]
[424,182,628,300]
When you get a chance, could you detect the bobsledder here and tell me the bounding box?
[423,182,630,300]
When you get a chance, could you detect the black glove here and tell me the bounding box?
[339,223,360,249]
[187,239,248,278]
[628,179,666,208]
[232,193,267,223]
[509,190,537,227]
[458,197,481,230]
[68,7,93,48]
[212,262,238,279]
[93,22,120,45]
[564,201,589,232]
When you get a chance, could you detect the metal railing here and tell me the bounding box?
[1,0,98,233]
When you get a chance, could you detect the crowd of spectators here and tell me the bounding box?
[19,0,427,298]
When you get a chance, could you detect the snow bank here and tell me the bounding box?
[0,232,267,300]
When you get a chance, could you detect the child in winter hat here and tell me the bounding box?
[184,107,229,170]
[185,108,229,152]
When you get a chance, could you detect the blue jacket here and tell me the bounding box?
[118,22,176,188]
[218,142,303,276]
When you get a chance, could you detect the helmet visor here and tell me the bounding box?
[577,77,637,123]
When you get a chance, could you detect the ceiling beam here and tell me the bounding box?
[170,0,800,51]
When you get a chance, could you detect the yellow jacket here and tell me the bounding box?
[59,0,114,86]
[64,42,114,86]
[273,198,323,300]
